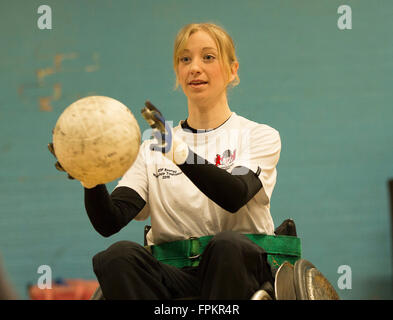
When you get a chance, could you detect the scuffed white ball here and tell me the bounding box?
[53,96,141,186]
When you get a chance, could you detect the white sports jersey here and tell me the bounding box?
[115,112,281,246]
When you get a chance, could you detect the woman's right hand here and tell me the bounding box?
[48,142,97,189]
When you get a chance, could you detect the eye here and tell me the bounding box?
[180,56,190,63]
[204,54,216,61]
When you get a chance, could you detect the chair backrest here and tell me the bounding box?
[144,225,151,246]
[274,219,297,237]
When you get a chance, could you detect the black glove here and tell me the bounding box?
[48,142,75,180]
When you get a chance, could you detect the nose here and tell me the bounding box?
[189,58,202,75]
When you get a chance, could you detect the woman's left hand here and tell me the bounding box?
[141,101,189,165]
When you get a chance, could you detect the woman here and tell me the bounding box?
[51,22,281,300]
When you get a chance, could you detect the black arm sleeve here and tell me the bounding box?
[178,149,263,213]
[84,185,146,237]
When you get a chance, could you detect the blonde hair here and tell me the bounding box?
[173,22,240,90]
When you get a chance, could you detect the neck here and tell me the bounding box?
[186,94,232,130]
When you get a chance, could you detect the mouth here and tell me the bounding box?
[189,81,208,88]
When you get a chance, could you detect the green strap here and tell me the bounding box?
[149,234,301,269]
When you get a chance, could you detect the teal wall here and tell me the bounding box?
[0,0,392,299]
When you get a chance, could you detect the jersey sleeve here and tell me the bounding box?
[235,126,281,205]
[115,140,150,221]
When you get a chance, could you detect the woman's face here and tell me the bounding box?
[177,31,235,104]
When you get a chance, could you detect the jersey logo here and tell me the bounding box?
[153,167,182,180]
[214,149,236,170]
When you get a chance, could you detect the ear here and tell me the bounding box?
[174,71,182,91]
[228,61,239,83]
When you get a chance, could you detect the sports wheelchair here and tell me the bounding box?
[91,219,339,300]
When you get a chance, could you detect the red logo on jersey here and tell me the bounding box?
[215,154,222,166]
[214,149,236,170]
